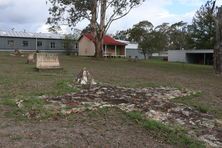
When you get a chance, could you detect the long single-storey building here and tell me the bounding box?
[78,34,127,57]
[168,49,213,65]
[0,30,78,52]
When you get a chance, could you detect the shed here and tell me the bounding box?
[168,49,213,65]
[78,34,127,57]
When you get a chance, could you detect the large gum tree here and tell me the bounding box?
[47,0,145,58]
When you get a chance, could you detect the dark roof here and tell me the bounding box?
[83,33,127,46]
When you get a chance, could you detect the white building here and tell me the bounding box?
[168,49,213,65]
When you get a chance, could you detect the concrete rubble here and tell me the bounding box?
[74,68,96,86]
[36,53,62,70]
[44,84,222,147]
[10,49,24,57]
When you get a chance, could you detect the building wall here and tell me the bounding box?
[126,48,144,59]
[168,50,187,62]
[78,36,95,56]
[0,37,78,52]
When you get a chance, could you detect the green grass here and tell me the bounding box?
[126,111,205,148]
[173,92,222,117]
[55,80,79,96]
[9,135,23,141]
[0,97,57,121]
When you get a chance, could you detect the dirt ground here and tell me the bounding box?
[0,109,171,148]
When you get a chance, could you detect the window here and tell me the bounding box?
[23,41,28,47]
[37,41,42,47]
[50,42,55,48]
[8,40,14,47]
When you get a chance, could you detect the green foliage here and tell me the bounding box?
[113,30,131,41]
[129,20,154,42]
[47,0,144,32]
[63,34,78,55]
[119,20,192,59]
[168,21,190,50]
[127,111,205,147]
[189,0,216,49]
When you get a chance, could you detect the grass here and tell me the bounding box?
[0,53,222,119]
[0,97,57,121]
[173,92,222,116]
[0,52,221,146]
[55,80,79,96]
[9,135,23,141]
[126,111,205,148]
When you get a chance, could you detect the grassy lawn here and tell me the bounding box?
[0,52,222,119]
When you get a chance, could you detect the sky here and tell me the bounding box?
[0,0,222,34]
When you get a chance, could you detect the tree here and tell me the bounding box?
[126,20,154,59]
[168,21,190,50]
[138,32,156,59]
[81,24,93,34]
[47,0,145,58]
[190,0,216,49]
[113,30,131,41]
[63,34,76,55]
[214,3,222,74]
[129,20,153,42]
[153,23,170,51]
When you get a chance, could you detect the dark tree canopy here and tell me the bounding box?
[129,20,153,42]
[168,21,189,50]
[113,30,131,41]
[190,0,216,49]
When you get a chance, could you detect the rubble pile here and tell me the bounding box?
[74,68,96,86]
[10,49,24,57]
[45,84,222,147]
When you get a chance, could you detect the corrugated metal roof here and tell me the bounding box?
[0,30,65,39]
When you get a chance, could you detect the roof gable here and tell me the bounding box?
[82,33,127,46]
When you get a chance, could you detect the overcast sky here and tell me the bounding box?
[1,0,222,34]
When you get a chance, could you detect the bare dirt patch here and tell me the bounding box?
[0,109,171,148]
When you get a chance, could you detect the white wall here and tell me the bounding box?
[78,36,95,56]
[168,50,187,62]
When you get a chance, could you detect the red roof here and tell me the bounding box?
[83,33,127,46]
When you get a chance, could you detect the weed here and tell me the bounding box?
[0,97,56,121]
[54,80,78,96]
[10,135,23,141]
[126,111,205,147]
[174,93,210,114]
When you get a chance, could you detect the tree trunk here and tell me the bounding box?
[214,6,222,74]
[90,0,98,57]
[94,0,107,58]
[142,51,147,60]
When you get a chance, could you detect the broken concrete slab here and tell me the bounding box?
[36,53,62,70]
[26,53,36,64]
